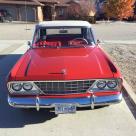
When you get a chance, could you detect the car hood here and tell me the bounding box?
[15,47,114,80]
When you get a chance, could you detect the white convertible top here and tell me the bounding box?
[38,20,92,28]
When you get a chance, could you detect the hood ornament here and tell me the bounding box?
[61,69,67,75]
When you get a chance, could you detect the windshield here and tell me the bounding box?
[32,27,95,48]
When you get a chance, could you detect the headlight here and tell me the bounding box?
[107,80,117,89]
[23,83,33,91]
[8,81,40,95]
[92,79,121,91]
[96,81,106,89]
[12,83,22,91]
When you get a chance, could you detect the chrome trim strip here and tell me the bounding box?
[8,93,122,111]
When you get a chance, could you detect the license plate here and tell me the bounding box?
[55,103,76,114]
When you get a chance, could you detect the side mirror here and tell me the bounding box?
[97,39,101,44]
[27,41,32,48]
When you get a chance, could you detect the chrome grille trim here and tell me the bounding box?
[34,80,95,95]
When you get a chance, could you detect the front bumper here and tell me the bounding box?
[8,93,122,111]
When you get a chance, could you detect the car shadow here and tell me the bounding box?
[0,54,57,128]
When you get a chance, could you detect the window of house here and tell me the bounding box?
[58,8,65,16]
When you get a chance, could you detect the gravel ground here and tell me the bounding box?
[101,43,136,93]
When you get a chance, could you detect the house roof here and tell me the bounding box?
[0,0,39,5]
[0,0,93,8]
[38,20,92,27]
[37,0,58,4]
[0,0,58,5]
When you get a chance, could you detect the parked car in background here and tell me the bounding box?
[7,21,123,114]
[0,9,13,22]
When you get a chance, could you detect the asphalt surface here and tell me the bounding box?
[0,22,136,136]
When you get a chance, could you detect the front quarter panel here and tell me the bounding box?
[98,45,122,79]
[7,50,31,81]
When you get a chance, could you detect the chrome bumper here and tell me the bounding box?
[8,94,122,111]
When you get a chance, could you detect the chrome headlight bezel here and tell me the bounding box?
[23,83,33,91]
[96,80,107,89]
[8,81,40,95]
[107,80,118,89]
[91,78,122,91]
[12,83,22,91]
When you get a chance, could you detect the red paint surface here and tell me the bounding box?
[8,44,122,97]
[8,46,121,81]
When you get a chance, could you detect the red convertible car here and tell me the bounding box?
[7,21,122,114]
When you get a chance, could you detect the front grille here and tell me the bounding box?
[34,80,95,95]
